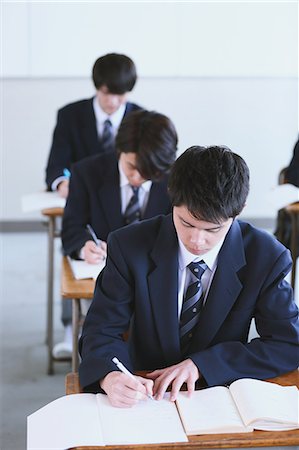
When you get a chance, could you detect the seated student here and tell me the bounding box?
[52,110,178,358]
[46,53,141,198]
[285,137,299,187]
[274,136,299,250]
[79,145,299,407]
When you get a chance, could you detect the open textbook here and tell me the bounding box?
[67,256,105,280]
[27,378,298,449]
[27,393,187,449]
[176,378,299,435]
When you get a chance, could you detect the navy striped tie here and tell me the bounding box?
[124,186,141,225]
[101,119,114,152]
[180,260,207,354]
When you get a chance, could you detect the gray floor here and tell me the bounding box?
[1,232,70,450]
[0,231,298,450]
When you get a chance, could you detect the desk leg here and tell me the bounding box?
[46,216,55,375]
[290,211,298,290]
[72,298,80,372]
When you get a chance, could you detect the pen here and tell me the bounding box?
[63,168,71,178]
[86,224,101,246]
[112,357,154,400]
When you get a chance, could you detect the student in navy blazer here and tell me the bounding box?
[53,110,178,359]
[62,110,177,259]
[46,53,141,197]
[79,146,299,407]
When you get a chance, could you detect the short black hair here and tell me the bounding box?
[115,110,178,181]
[168,146,250,223]
[92,53,137,94]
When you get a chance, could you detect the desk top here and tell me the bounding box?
[66,370,299,450]
[41,207,64,217]
[61,256,95,299]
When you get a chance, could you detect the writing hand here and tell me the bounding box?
[83,240,107,264]
[146,358,200,402]
[57,179,69,198]
[100,372,154,408]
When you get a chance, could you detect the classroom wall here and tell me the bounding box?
[1,1,298,223]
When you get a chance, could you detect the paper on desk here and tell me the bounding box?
[67,256,105,279]
[21,191,66,212]
[265,184,299,210]
[27,392,188,449]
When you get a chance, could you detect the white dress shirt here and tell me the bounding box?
[93,96,126,139]
[118,161,152,215]
[177,235,226,318]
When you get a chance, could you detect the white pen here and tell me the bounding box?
[86,224,101,246]
[112,357,154,400]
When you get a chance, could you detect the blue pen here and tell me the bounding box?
[86,224,101,246]
[63,168,71,178]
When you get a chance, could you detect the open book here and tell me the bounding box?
[67,256,105,280]
[27,378,298,449]
[176,378,299,435]
[27,393,187,449]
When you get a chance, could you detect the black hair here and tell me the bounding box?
[168,146,250,223]
[115,110,178,181]
[92,53,137,94]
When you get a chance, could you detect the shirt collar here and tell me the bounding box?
[118,160,152,191]
[178,234,226,272]
[93,96,126,129]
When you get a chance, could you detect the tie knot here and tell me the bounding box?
[130,185,139,195]
[104,118,112,128]
[188,260,207,279]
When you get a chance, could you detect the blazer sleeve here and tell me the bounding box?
[61,163,93,257]
[191,249,299,385]
[285,139,299,187]
[45,108,73,190]
[79,233,134,390]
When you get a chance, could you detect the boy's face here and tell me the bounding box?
[96,85,127,115]
[119,152,146,187]
[173,205,233,256]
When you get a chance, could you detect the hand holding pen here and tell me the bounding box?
[83,224,107,264]
[99,357,154,408]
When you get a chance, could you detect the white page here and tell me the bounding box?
[22,191,66,212]
[67,256,105,280]
[97,393,188,445]
[27,394,104,450]
[176,387,251,434]
[230,378,299,431]
[265,183,299,209]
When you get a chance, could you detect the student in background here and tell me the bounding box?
[275,136,299,250]
[285,137,299,187]
[46,53,141,198]
[79,146,299,407]
[52,110,178,358]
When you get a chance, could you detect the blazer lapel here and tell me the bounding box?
[189,220,246,352]
[96,163,124,230]
[147,215,181,365]
[80,98,101,156]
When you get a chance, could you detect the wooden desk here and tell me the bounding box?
[61,256,95,372]
[41,207,64,375]
[285,202,299,289]
[65,370,299,449]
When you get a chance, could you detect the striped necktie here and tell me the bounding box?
[180,260,207,355]
[124,186,141,225]
[101,119,114,152]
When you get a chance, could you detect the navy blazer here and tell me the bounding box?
[79,214,299,391]
[62,152,172,257]
[285,138,299,187]
[45,97,141,189]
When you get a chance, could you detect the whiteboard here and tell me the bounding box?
[2,2,298,77]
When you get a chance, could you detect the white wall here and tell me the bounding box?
[1,1,298,222]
